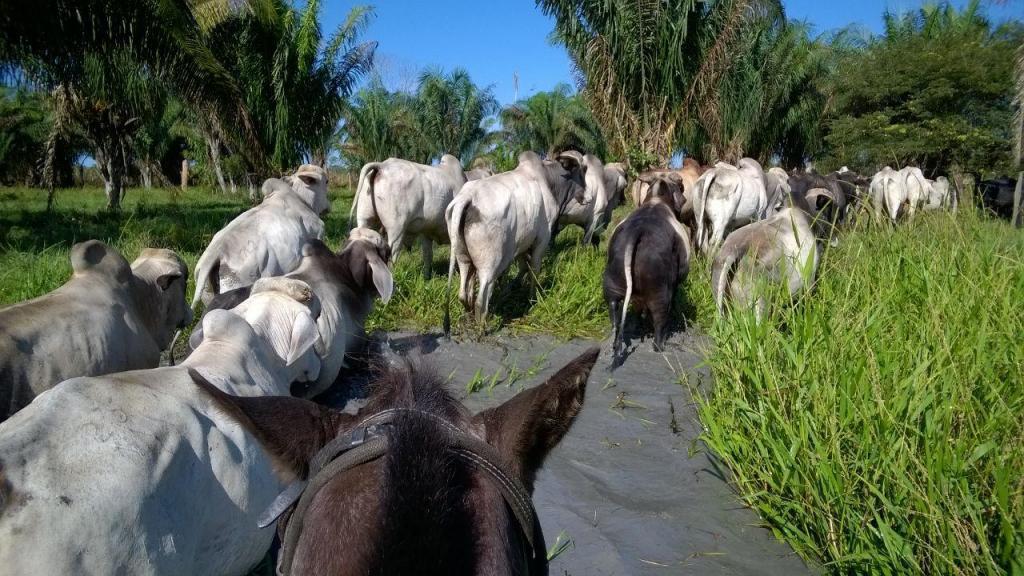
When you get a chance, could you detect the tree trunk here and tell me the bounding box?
[105,156,123,209]
[138,158,152,189]
[181,159,189,192]
[1013,172,1023,228]
[248,173,258,203]
[208,135,227,194]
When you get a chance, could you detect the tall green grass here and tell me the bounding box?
[697,210,1024,574]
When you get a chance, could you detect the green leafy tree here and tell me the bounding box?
[337,79,421,168]
[205,1,377,173]
[0,88,78,187]
[822,1,1021,176]
[536,0,825,167]
[499,83,606,158]
[414,68,498,165]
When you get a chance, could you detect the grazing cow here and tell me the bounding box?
[765,167,792,214]
[350,154,467,278]
[190,228,394,399]
[191,165,329,308]
[0,278,324,575]
[924,176,952,211]
[870,166,905,223]
[0,240,190,421]
[191,347,599,576]
[556,151,612,244]
[444,151,592,327]
[604,173,691,367]
[977,176,1018,218]
[711,206,821,320]
[901,166,931,219]
[600,162,629,230]
[694,158,770,253]
[788,170,850,224]
[629,159,705,221]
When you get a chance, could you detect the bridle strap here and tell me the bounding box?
[277,435,390,576]
[268,409,547,576]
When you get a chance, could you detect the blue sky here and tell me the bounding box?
[328,1,1021,105]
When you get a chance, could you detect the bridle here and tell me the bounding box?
[260,408,548,576]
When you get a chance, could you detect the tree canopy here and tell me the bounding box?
[821,0,1022,176]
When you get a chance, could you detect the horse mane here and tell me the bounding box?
[363,360,488,575]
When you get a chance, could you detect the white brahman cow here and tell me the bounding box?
[444,151,592,328]
[191,165,329,309]
[924,176,952,211]
[901,166,932,220]
[694,158,770,253]
[711,206,820,320]
[0,240,190,422]
[555,151,612,244]
[870,166,905,223]
[0,277,323,575]
[350,154,467,278]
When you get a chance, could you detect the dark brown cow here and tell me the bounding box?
[604,173,692,368]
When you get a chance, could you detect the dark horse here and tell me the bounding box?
[192,348,599,576]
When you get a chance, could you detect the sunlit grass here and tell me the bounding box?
[696,209,1024,574]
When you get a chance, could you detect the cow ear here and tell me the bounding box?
[189,368,355,481]
[472,347,597,490]
[156,272,182,291]
[70,240,131,283]
[367,251,393,304]
[287,311,322,366]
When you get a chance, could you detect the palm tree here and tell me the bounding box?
[206,1,377,173]
[535,0,828,168]
[414,68,499,165]
[338,79,422,167]
[1,0,267,175]
[499,83,606,158]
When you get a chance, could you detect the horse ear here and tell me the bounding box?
[189,368,355,482]
[472,347,598,491]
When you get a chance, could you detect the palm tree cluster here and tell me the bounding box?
[535,0,830,168]
[0,0,376,208]
[338,68,499,170]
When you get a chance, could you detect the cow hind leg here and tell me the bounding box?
[476,271,496,324]
[457,258,475,312]
[608,298,626,367]
[420,237,434,280]
[388,229,407,264]
[650,297,672,352]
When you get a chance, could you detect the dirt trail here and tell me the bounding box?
[323,330,814,575]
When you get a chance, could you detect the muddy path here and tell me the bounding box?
[321,330,814,575]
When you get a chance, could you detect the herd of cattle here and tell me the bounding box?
[0,150,965,573]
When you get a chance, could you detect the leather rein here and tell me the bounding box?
[259,408,548,575]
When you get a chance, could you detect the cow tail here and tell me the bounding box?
[443,195,470,338]
[695,172,715,251]
[620,237,637,335]
[350,162,381,227]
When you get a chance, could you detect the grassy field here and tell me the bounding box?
[1,186,1021,573]
[697,211,1024,574]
